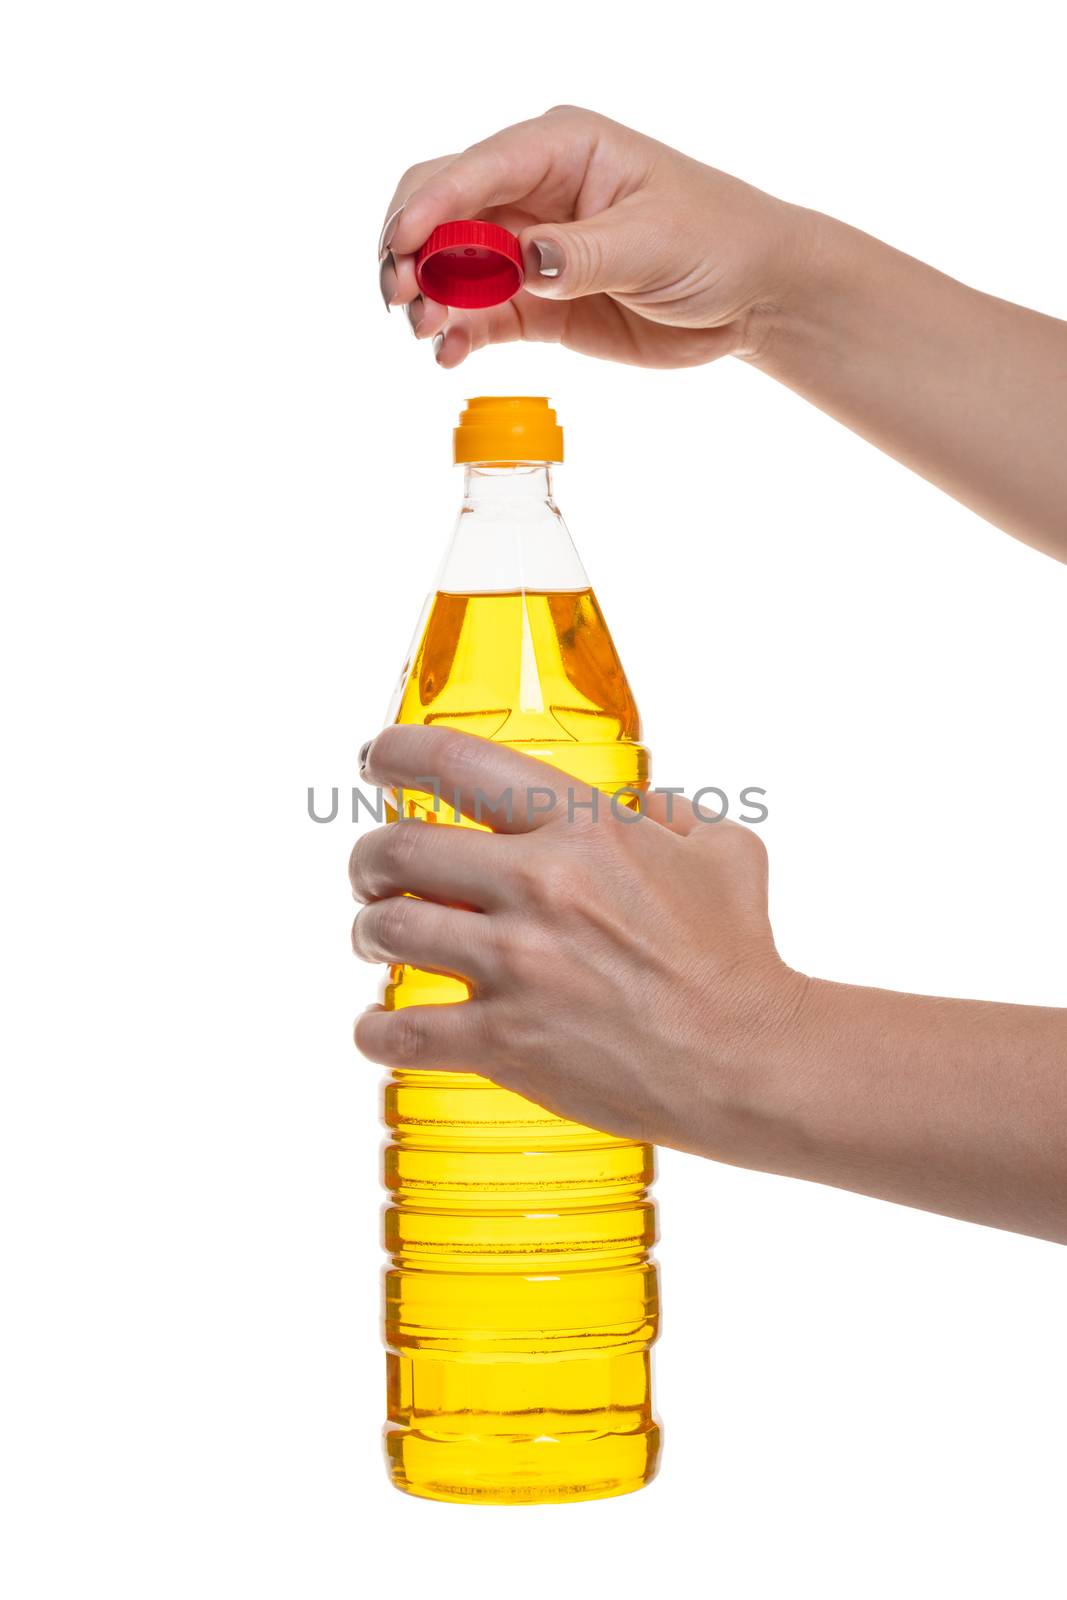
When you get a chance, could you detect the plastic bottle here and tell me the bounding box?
[380,397,660,1504]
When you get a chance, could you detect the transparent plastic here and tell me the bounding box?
[380,463,661,1504]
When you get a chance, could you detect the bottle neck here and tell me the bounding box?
[462,462,555,507]
[437,461,587,595]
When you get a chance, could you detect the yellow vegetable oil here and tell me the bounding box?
[379,397,660,1503]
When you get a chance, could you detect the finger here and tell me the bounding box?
[362,724,595,833]
[427,291,568,367]
[379,154,456,255]
[426,308,500,369]
[349,820,515,910]
[387,249,421,308]
[406,293,450,342]
[517,192,660,301]
[380,156,456,313]
[642,789,702,835]
[388,110,601,260]
[687,811,769,868]
[351,896,497,986]
[433,318,472,369]
[354,999,495,1072]
[430,303,526,368]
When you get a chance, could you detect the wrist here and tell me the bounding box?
[700,968,849,1176]
[737,207,862,370]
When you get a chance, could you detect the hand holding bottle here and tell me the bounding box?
[352,724,801,1155]
[353,726,1067,1245]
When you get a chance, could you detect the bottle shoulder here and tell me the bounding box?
[393,588,643,768]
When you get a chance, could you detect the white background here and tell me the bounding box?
[2,2,1065,1596]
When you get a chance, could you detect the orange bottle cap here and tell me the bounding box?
[453,397,564,464]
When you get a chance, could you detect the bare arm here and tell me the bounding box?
[747,216,1067,560]
[762,977,1067,1241]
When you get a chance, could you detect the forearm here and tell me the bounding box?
[747,211,1067,562]
[734,977,1067,1242]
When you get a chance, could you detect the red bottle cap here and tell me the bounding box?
[415,220,525,310]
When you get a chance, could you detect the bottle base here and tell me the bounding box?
[384,1420,660,1505]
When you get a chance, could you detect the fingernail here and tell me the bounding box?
[378,205,404,260]
[531,238,564,278]
[379,253,397,311]
[358,739,373,774]
[405,295,424,336]
[432,333,444,363]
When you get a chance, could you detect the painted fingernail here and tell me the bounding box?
[405,295,424,336]
[358,739,373,774]
[432,332,444,363]
[379,253,397,311]
[531,238,564,278]
[378,205,404,260]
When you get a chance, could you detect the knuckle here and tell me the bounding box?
[434,728,482,778]
[499,920,552,989]
[380,819,420,880]
[401,158,440,188]
[431,164,468,203]
[373,896,411,956]
[352,823,419,899]
[351,903,379,958]
[353,896,409,960]
[565,228,603,288]
[699,819,768,878]
[595,811,632,852]
[391,1010,425,1066]
[512,849,550,904]
[349,829,383,899]
[525,852,576,910]
[544,102,592,120]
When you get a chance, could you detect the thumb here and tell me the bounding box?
[519,195,656,300]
